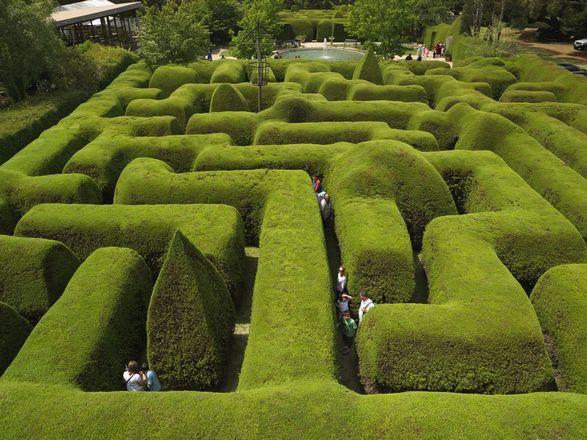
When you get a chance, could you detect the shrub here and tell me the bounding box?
[0,302,32,375]
[348,83,427,103]
[149,65,198,97]
[352,47,383,85]
[3,247,152,390]
[15,203,245,299]
[531,264,587,394]
[186,112,257,145]
[316,19,334,41]
[357,149,585,393]
[0,235,80,323]
[210,84,250,112]
[210,61,247,84]
[0,90,89,164]
[288,18,315,41]
[148,231,234,390]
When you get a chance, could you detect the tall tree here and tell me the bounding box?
[192,0,244,44]
[347,0,417,58]
[137,0,210,65]
[230,0,282,59]
[0,0,63,101]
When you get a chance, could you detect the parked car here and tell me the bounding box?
[574,38,587,50]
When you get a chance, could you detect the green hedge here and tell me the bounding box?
[485,104,587,179]
[0,302,32,376]
[357,149,586,393]
[348,83,427,103]
[149,65,198,97]
[0,235,79,323]
[447,103,587,240]
[63,132,230,199]
[113,160,335,389]
[328,141,455,307]
[186,112,256,146]
[0,380,586,438]
[0,170,101,234]
[148,231,234,390]
[210,84,250,112]
[531,264,587,394]
[0,90,89,165]
[352,47,383,85]
[316,19,334,41]
[210,61,247,84]
[499,90,557,103]
[15,203,245,300]
[3,247,152,390]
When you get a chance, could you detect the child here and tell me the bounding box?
[341,310,357,354]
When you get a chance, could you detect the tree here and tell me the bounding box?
[0,0,63,101]
[412,0,456,36]
[192,0,244,44]
[347,0,418,58]
[230,0,282,59]
[137,0,211,66]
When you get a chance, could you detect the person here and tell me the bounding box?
[423,46,429,58]
[142,362,161,391]
[416,54,422,61]
[335,265,347,295]
[123,360,146,391]
[358,291,375,324]
[336,292,353,319]
[274,51,282,59]
[440,42,445,57]
[319,192,332,222]
[405,53,413,61]
[416,44,423,58]
[207,50,213,61]
[312,175,322,193]
[341,310,357,353]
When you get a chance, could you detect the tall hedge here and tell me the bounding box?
[0,235,80,323]
[352,47,383,85]
[531,264,587,394]
[3,247,152,391]
[0,302,32,375]
[148,231,234,390]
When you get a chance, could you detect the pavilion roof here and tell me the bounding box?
[51,0,142,27]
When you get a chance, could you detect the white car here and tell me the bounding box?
[574,38,587,50]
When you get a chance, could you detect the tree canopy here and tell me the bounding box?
[230,0,282,59]
[347,0,418,58]
[137,0,211,66]
[0,0,63,101]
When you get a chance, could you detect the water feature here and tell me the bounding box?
[281,48,364,61]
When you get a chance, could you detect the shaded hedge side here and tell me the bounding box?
[531,264,587,394]
[0,302,32,376]
[148,231,234,390]
[2,247,152,391]
[0,235,79,323]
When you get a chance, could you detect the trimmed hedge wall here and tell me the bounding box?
[2,247,152,391]
[447,103,587,240]
[357,149,586,393]
[0,302,32,376]
[113,160,336,389]
[14,203,245,300]
[148,231,234,390]
[0,235,80,323]
[328,141,456,306]
[210,84,249,112]
[531,264,587,394]
[352,47,383,85]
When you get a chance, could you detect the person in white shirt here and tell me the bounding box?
[123,360,147,391]
[358,291,375,324]
[317,192,332,222]
[336,265,347,295]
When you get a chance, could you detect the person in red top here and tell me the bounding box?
[312,175,322,193]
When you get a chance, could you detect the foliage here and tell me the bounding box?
[230,0,282,59]
[0,0,63,101]
[138,0,210,65]
[191,0,244,44]
[0,302,32,376]
[526,0,587,36]
[347,0,418,58]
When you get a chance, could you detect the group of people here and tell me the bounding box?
[123,361,161,392]
[432,41,445,58]
[335,265,375,354]
[313,175,332,223]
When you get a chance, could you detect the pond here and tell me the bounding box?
[280,48,364,61]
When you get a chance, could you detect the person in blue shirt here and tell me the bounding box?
[141,362,161,391]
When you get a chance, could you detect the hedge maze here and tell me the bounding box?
[1,51,587,438]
